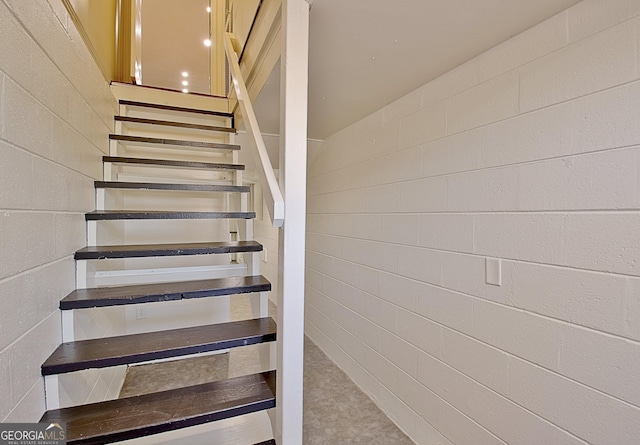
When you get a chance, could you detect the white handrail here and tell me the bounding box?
[224,32,285,227]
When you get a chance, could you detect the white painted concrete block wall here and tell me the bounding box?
[306,0,640,444]
[0,0,117,420]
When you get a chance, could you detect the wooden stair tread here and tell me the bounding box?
[42,317,276,375]
[95,181,250,193]
[103,156,245,171]
[40,371,276,445]
[115,115,236,133]
[85,210,256,220]
[61,275,271,309]
[75,240,262,260]
[109,134,240,151]
[119,99,234,118]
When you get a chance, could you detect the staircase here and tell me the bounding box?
[39,98,278,444]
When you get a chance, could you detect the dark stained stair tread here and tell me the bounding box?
[109,134,240,151]
[254,441,277,445]
[103,156,245,171]
[60,275,271,309]
[85,210,256,220]
[95,181,250,193]
[40,371,276,445]
[75,240,263,260]
[115,115,236,133]
[119,99,234,119]
[42,317,276,375]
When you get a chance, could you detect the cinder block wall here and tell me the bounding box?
[0,0,116,420]
[306,1,640,444]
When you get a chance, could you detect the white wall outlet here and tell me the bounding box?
[262,248,268,263]
[486,257,502,286]
[136,307,148,320]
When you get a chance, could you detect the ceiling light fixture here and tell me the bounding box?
[207,6,211,13]
[182,88,189,93]
[203,39,212,47]
[182,80,189,86]
[182,71,189,77]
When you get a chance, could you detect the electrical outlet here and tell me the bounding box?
[136,307,148,320]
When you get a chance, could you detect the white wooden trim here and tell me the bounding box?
[111,82,231,114]
[224,33,285,227]
[44,375,61,410]
[103,162,114,182]
[87,221,97,246]
[96,189,106,211]
[76,260,88,289]
[275,0,309,443]
[92,264,247,286]
[62,309,75,343]
[109,139,119,156]
[93,263,247,278]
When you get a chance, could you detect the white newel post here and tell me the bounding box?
[276,0,309,443]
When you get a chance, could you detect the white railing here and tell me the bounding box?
[223,32,285,227]
[225,1,308,442]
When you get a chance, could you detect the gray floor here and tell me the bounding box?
[301,336,415,445]
[119,296,415,444]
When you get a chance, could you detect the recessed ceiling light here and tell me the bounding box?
[182,89,189,93]
[182,71,189,77]
[204,39,212,47]
[206,6,211,13]
[182,80,189,86]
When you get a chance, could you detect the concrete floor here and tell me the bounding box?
[119,295,415,444]
[301,336,416,445]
